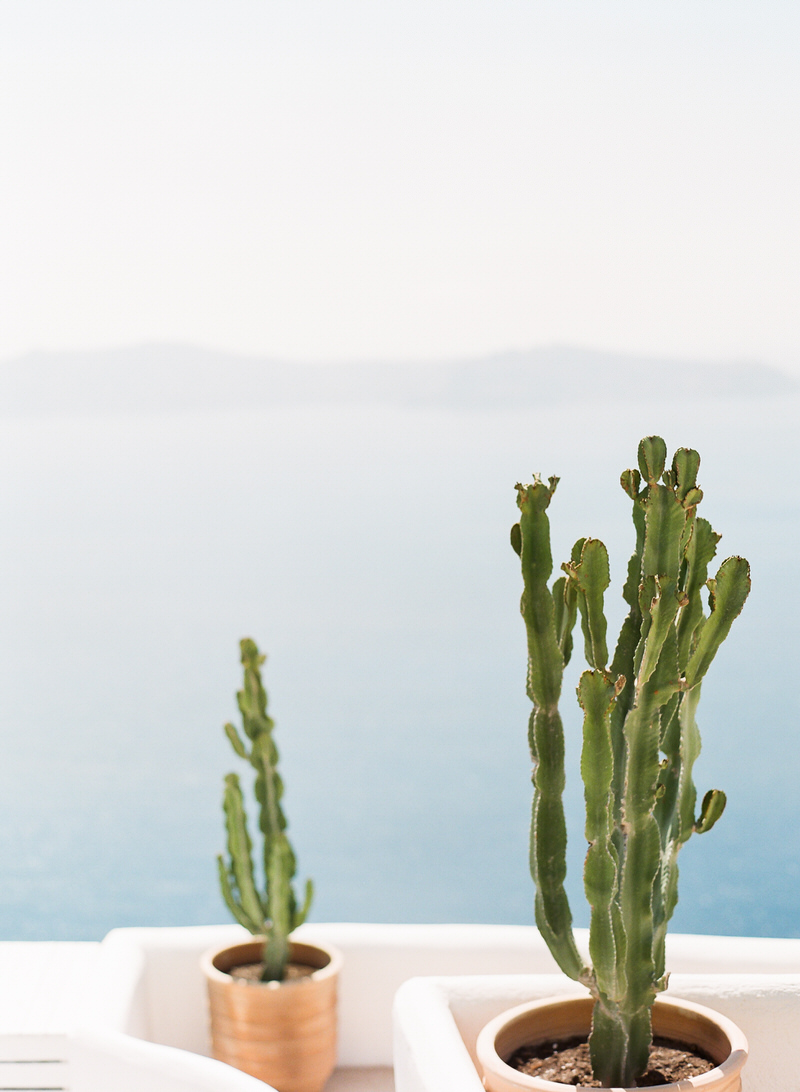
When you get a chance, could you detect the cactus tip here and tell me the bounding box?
[637,435,667,485]
[239,637,266,667]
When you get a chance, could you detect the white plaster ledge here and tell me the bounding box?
[95,923,800,1067]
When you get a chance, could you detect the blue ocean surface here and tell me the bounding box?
[0,364,796,940]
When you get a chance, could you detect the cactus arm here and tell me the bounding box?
[650,530,746,992]
[612,474,645,687]
[510,520,522,558]
[516,479,588,984]
[221,773,266,932]
[652,698,726,984]
[673,684,701,849]
[516,478,564,707]
[564,539,610,671]
[224,722,250,760]
[635,576,683,687]
[552,575,579,666]
[640,485,687,588]
[579,670,624,1001]
[529,708,587,982]
[634,481,687,677]
[651,497,719,976]
[650,565,745,979]
[670,447,701,501]
[651,682,700,983]
[695,788,727,833]
[676,517,720,668]
[637,435,668,485]
[684,557,751,689]
[652,687,682,921]
[606,474,647,869]
[650,551,746,977]
[217,854,262,933]
[293,878,314,929]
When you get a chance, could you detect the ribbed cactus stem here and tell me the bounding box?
[514,477,589,985]
[514,438,749,1087]
[217,638,314,982]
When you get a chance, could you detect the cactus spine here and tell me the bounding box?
[217,638,313,982]
[512,438,749,1087]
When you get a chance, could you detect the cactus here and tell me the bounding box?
[512,437,749,1087]
[217,638,313,982]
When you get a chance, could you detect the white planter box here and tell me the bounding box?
[393,973,800,1092]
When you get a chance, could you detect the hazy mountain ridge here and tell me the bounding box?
[0,344,794,417]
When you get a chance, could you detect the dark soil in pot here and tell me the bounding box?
[508,1036,716,1087]
[227,960,317,983]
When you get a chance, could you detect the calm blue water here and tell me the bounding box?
[0,391,796,939]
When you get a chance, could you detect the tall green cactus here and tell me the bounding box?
[512,437,749,1087]
[217,638,313,982]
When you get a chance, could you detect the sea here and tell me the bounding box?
[0,347,796,940]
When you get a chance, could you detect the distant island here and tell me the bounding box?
[0,343,794,417]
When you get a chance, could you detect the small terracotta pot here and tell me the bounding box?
[476,994,748,1092]
[201,937,343,1092]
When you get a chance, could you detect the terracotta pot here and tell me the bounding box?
[201,937,343,1092]
[476,994,748,1092]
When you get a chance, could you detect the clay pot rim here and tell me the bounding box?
[200,937,344,988]
[476,994,748,1092]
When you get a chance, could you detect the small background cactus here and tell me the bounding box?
[512,436,750,1087]
[217,638,313,982]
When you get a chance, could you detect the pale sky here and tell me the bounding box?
[1,1,799,370]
